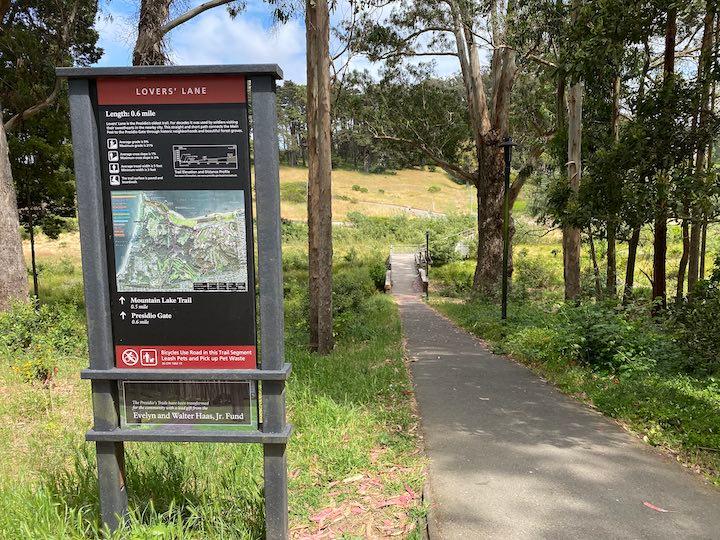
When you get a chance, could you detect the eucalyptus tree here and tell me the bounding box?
[0,0,100,310]
[352,0,541,294]
[305,0,334,353]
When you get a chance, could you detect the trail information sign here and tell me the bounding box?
[97,75,256,370]
[60,65,290,538]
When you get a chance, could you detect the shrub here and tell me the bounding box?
[514,255,562,294]
[670,259,720,374]
[279,181,307,204]
[332,265,378,340]
[281,219,307,242]
[559,304,670,373]
[0,301,85,357]
[12,344,57,385]
[433,261,474,297]
[427,185,441,193]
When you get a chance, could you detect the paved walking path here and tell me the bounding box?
[390,251,720,539]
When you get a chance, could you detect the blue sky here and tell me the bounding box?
[94,0,460,84]
[96,0,346,83]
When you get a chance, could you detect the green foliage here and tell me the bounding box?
[427,185,441,193]
[279,181,307,204]
[559,303,674,372]
[514,253,563,294]
[670,256,720,374]
[0,301,85,358]
[432,261,474,297]
[2,0,101,238]
[351,184,368,193]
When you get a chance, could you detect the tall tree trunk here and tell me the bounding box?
[588,230,602,299]
[564,81,583,301]
[700,219,708,279]
[306,0,333,354]
[623,226,641,304]
[676,217,690,302]
[688,1,716,290]
[0,119,28,310]
[606,74,621,297]
[606,220,617,296]
[652,8,677,312]
[133,0,172,65]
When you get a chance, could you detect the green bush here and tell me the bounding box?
[12,344,57,384]
[433,261,474,297]
[351,184,368,193]
[514,254,563,294]
[560,304,672,373]
[281,219,307,242]
[427,185,441,193]
[0,301,85,357]
[332,265,378,340]
[279,181,307,204]
[670,258,720,374]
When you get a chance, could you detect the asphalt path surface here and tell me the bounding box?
[391,251,720,539]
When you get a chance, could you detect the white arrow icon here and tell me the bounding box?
[120,311,127,320]
[119,296,125,305]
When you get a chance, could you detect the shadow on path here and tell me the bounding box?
[390,252,720,539]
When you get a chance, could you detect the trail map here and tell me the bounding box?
[112,190,248,292]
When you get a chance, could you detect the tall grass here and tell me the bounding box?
[1,229,424,538]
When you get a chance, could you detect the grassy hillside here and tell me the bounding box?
[278,166,475,220]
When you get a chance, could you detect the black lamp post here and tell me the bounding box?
[499,137,516,320]
[425,230,430,300]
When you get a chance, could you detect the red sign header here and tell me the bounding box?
[97,74,246,105]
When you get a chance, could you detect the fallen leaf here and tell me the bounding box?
[643,501,669,513]
[342,473,364,484]
[376,493,413,508]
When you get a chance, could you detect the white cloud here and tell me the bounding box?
[170,10,307,82]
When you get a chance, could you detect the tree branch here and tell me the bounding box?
[161,0,234,36]
[509,146,543,207]
[4,77,62,132]
[4,0,81,131]
[649,45,701,69]
[373,134,476,183]
[526,53,557,69]
[373,50,458,61]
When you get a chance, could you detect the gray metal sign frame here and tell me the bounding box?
[57,64,290,538]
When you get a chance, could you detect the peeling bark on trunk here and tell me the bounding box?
[623,226,641,305]
[133,0,172,66]
[564,81,583,301]
[306,0,333,354]
[0,119,28,310]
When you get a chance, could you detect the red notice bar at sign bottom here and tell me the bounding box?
[115,345,257,369]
